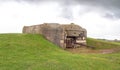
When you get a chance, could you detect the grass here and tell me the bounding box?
[0,33,120,70]
[87,38,120,49]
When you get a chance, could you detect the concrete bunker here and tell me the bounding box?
[23,23,87,49]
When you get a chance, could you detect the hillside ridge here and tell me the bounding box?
[0,33,120,70]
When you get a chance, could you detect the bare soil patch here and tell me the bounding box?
[66,47,120,54]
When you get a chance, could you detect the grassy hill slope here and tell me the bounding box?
[87,38,120,49]
[0,34,120,70]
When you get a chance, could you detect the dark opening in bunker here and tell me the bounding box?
[66,36,77,48]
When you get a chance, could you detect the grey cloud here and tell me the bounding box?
[14,0,120,8]
[2,0,120,19]
[74,0,120,18]
[60,6,73,20]
[17,0,120,19]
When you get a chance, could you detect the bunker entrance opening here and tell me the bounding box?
[66,36,77,48]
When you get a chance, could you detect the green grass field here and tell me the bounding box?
[0,34,120,70]
[87,38,120,49]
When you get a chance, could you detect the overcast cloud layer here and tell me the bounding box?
[15,0,120,18]
[0,0,120,40]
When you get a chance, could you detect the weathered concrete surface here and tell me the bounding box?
[23,23,87,48]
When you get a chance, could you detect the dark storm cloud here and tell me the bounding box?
[75,0,120,18]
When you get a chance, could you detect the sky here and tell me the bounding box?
[0,0,120,40]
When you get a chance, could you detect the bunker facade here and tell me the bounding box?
[23,23,87,48]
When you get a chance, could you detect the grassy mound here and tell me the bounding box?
[87,38,120,49]
[0,34,120,70]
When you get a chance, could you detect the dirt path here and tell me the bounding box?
[66,47,120,54]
